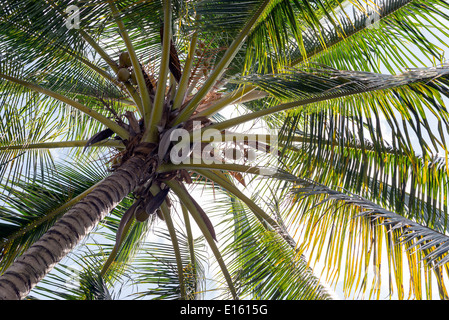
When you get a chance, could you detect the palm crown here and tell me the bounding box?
[1,0,449,300]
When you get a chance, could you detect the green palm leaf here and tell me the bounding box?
[221,193,332,299]
[286,176,449,298]
[291,0,449,72]
[0,159,107,273]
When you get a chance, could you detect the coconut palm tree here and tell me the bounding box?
[1,0,449,300]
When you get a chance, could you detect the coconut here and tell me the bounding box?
[117,68,130,82]
[135,209,150,222]
[119,51,132,68]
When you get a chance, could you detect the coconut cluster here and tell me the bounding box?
[116,52,137,84]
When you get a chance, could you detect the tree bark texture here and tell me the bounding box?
[0,155,146,300]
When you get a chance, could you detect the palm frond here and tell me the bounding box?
[30,245,122,300]
[277,106,449,231]
[289,0,449,72]
[0,94,58,189]
[292,178,449,267]
[0,158,107,273]
[130,229,208,300]
[236,64,449,102]
[214,64,449,163]
[284,175,449,298]
[220,192,332,299]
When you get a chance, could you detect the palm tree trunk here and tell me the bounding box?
[0,154,147,300]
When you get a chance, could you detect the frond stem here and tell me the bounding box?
[100,215,134,277]
[195,169,278,230]
[158,162,264,176]
[181,203,196,272]
[172,15,201,110]
[174,0,273,123]
[45,0,143,114]
[193,85,263,119]
[109,1,151,120]
[166,180,239,299]
[142,0,172,142]
[196,169,299,249]
[0,180,102,250]
[159,198,186,299]
[0,139,124,151]
[0,73,129,139]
